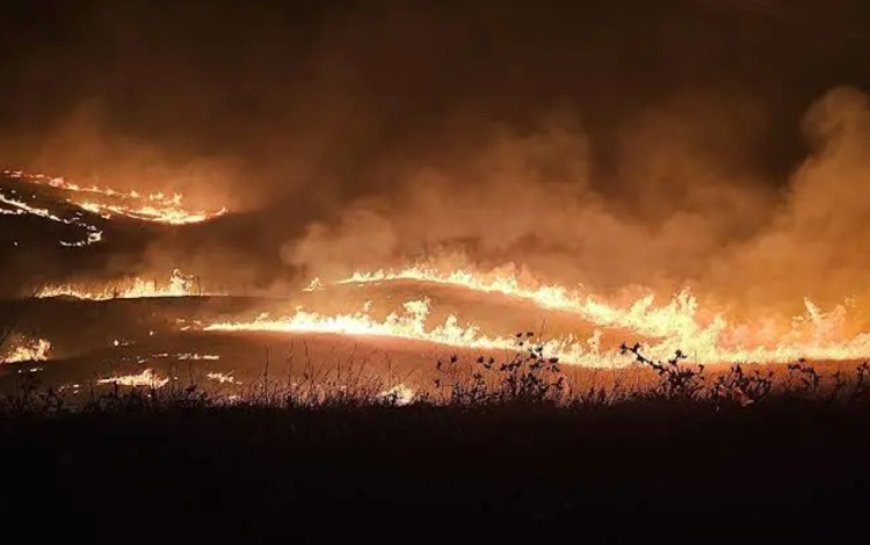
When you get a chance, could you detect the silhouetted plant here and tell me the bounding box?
[786,359,821,396]
[852,361,870,402]
[620,342,705,400]
[710,364,774,408]
[434,333,564,405]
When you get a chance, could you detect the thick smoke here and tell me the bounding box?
[1,0,869,313]
[714,87,870,310]
[281,86,870,314]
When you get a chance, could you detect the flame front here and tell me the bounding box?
[204,298,644,366]
[333,266,870,364]
[198,265,870,366]
[0,188,103,246]
[37,269,202,300]
[4,170,227,226]
[97,368,169,388]
[339,265,710,340]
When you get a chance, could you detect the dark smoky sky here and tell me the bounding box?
[2,0,867,190]
[2,0,870,307]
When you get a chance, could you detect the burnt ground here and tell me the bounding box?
[1,400,869,544]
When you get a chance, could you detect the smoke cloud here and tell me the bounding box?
[2,0,870,314]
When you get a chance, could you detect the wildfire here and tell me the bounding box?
[3,170,227,226]
[97,368,169,388]
[0,188,104,246]
[206,371,241,385]
[332,266,870,365]
[206,298,616,366]
[7,170,870,368]
[179,353,221,361]
[76,201,227,225]
[2,338,51,363]
[378,384,415,405]
[36,269,201,300]
[27,257,870,367]
[338,265,709,340]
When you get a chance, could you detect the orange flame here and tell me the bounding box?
[97,368,169,388]
[206,371,241,385]
[2,338,51,363]
[4,170,227,225]
[325,265,870,365]
[36,269,202,300]
[0,188,103,246]
[205,298,628,366]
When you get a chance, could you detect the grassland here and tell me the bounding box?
[2,343,870,544]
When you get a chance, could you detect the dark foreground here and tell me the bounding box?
[2,401,869,544]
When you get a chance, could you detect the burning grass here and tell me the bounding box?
[1,337,51,364]
[4,335,870,415]
[3,169,227,226]
[335,265,870,365]
[35,269,206,300]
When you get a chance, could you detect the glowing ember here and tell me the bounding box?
[36,269,202,300]
[97,368,169,388]
[179,353,221,361]
[206,372,241,385]
[3,170,227,225]
[378,384,415,405]
[302,277,324,292]
[2,338,51,363]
